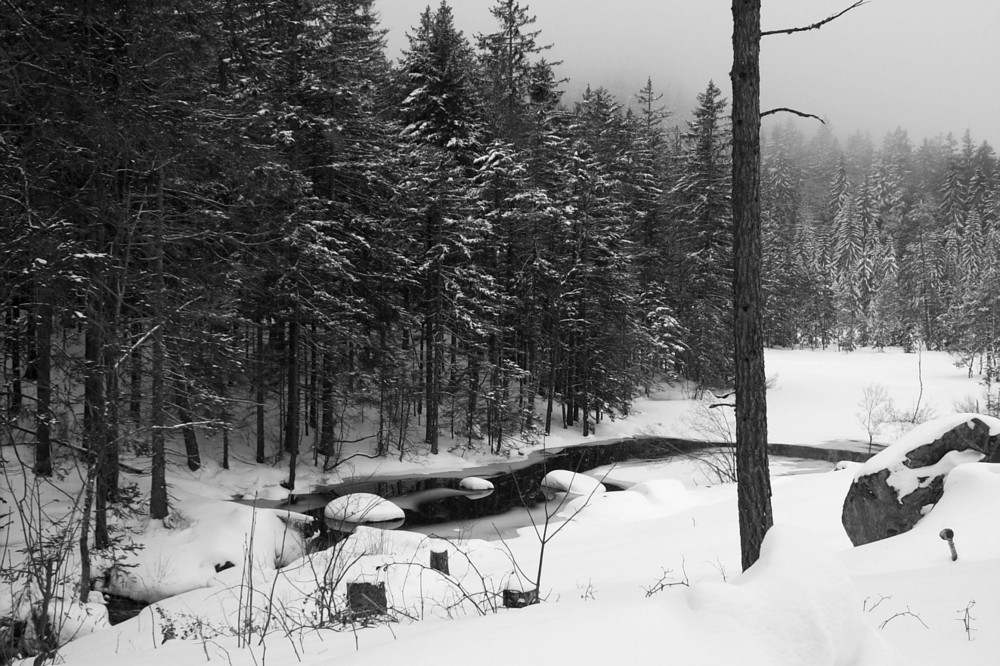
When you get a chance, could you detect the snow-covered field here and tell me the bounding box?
[3,347,998,666]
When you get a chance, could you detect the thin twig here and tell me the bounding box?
[879,607,929,630]
[762,1,868,37]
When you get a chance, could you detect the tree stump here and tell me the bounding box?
[346,582,387,618]
[502,588,539,608]
[430,550,449,575]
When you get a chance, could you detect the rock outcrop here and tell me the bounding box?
[842,414,1000,546]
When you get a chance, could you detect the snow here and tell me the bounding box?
[323,493,405,524]
[458,476,494,492]
[853,413,1000,497]
[105,493,306,603]
[540,469,607,496]
[856,412,1000,477]
[5,347,1000,666]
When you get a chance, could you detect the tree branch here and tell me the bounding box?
[762,1,867,37]
[761,107,826,123]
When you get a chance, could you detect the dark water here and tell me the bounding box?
[309,437,721,528]
[250,437,872,531]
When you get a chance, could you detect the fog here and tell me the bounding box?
[376,0,1000,148]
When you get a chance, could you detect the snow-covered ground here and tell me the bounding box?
[2,347,997,665]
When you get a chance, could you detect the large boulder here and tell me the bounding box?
[842,413,1000,546]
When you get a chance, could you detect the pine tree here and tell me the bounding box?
[665,81,733,389]
[397,1,485,453]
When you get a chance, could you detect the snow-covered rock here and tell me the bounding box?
[458,476,494,492]
[842,413,1000,546]
[540,470,606,499]
[324,493,405,532]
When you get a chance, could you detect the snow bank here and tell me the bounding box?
[318,526,894,666]
[106,496,306,603]
[844,462,1000,575]
[557,478,693,523]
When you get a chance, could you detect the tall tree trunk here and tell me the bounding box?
[83,318,105,456]
[731,0,773,570]
[320,348,334,460]
[150,170,168,520]
[466,347,479,448]
[174,382,201,471]
[424,203,441,454]
[79,454,95,603]
[6,300,22,416]
[285,317,300,491]
[545,327,556,437]
[308,322,318,431]
[129,320,142,421]
[424,315,439,453]
[255,316,266,463]
[33,289,52,477]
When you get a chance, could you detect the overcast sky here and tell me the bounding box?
[374,0,1000,149]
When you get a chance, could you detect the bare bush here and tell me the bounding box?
[856,383,894,453]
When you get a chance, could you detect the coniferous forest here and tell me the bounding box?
[2,0,999,522]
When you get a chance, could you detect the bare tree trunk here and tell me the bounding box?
[6,300,22,416]
[320,347,334,459]
[308,322,318,431]
[731,0,773,570]
[150,169,168,520]
[255,315,266,463]
[129,320,142,421]
[174,382,201,471]
[285,317,300,491]
[33,290,52,477]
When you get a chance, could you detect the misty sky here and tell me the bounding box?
[375,0,1000,149]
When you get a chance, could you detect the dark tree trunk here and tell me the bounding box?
[255,316,266,463]
[467,347,480,449]
[545,335,556,437]
[174,383,201,472]
[731,0,773,571]
[101,293,121,497]
[6,301,22,416]
[129,320,142,421]
[83,319,105,455]
[79,455,95,603]
[33,292,52,477]
[150,170,168,520]
[320,348,334,459]
[424,203,441,454]
[285,317,300,490]
[308,322,318,430]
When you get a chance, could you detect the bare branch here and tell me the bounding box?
[762,1,868,37]
[761,107,826,123]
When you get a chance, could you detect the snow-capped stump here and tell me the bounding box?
[324,493,405,533]
[841,413,1000,546]
[540,470,606,500]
